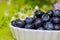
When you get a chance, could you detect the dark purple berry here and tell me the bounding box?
[44,22,54,30]
[41,14,50,22]
[46,10,54,17]
[25,24,35,29]
[54,10,60,17]
[35,10,44,18]
[15,19,25,28]
[51,17,60,24]
[34,18,43,27]
[11,20,16,27]
[54,24,60,30]
[25,17,35,24]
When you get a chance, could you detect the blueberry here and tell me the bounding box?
[46,10,54,17]
[11,20,16,27]
[54,24,60,30]
[15,19,25,28]
[34,18,43,27]
[51,17,60,24]
[25,24,35,29]
[54,10,60,17]
[44,22,54,30]
[41,14,50,22]
[25,17,35,24]
[37,27,44,30]
[35,10,44,18]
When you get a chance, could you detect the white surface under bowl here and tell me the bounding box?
[10,24,60,40]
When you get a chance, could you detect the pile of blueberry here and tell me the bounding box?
[11,10,60,30]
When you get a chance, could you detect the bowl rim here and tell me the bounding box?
[9,23,60,32]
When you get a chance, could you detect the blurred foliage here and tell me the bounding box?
[0,0,56,40]
[11,0,56,11]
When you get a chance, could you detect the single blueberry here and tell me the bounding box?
[25,24,35,29]
[54,24,60,30]
[35,10,44,18]
[46,10,54,17]
[41,14,50,22]
[44,22,54,30]
[15,19,25,28]
[51,17,60,24]
[11,20,16,27]
[54,10,60,17]
[25,17,34,24]
[34,18,43,27]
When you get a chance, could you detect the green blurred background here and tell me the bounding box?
[0,0,57,40]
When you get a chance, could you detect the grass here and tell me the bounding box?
[0,1,15,40]
[0,26,15,40]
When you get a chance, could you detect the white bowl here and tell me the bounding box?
[10,24,60,40]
